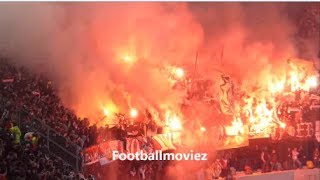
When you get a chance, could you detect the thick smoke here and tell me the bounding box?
[0,3,306,125]
[1,2,315,178]
[190,3,298,92]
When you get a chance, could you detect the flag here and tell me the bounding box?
[152,133,176,151]
[219,75,234,114]
[2,78,14,83]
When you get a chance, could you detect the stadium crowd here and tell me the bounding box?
[0,59,98,150]
[0,54,319,180]
[0,128,86,180]
[0,58,319,180]
[0,59,99,179]
[0,4,319,180]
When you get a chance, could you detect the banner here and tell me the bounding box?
[219,75,234,115]
[83,146,99,165]
[83,140,124,166]
[296,122,314,138]
[2,78,14,83]
[99,140,124,159]
[213,125,249,150]
[216,135,249,150]
[271,121,320,141]
[83,134,177,166]
[249,125,275,139]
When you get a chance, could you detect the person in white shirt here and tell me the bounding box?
[292,147,302,169]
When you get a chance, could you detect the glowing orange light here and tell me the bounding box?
[101,102,118,118]
[280,122,286,129]
[169,116,182,131]
[123,55,131,62]
[165,110,182,131]
[130,108,138,118]
[175,68,184,79]
[277,83,284,92]
[249,116,255,123]
[306,76,318,88]
[103,108,110,116]
[270,81,285,93]
[200,127,206,132]
[225,117,244,136]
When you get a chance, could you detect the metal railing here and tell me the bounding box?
[14,109,83,172]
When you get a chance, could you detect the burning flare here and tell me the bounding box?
[103,108,110,116]
[130,108,138,118]
[240,59,318,138]
[175,67,184,79]
[165,110,182,131]
[306,76,318,88]
[225,117,245,136]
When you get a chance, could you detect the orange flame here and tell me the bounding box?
[130,108,138,118]
[165,65,186,85]
[306,76,318,88]
[225,117,245,136]
[123,55,132,62]
[103,108,110,116]
[165,110,182,131]
[242,59,317,137]
[175,67,184,79]
[101,102,118,117]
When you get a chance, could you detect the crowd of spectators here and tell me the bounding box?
[218,143,319,176]
[178,143,320,180]
[0,4,318,179]
[0,59,98,153]
[296,3,320,39]
[0,54,319,180]
[0,59,99,179]
[292,3,320,60]
[0,124,88,180]
[82,141,319,180]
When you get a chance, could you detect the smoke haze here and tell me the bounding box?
[0,2,315,126]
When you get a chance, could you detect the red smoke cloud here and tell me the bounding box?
[0,3,316,127]
[1,3,319,178]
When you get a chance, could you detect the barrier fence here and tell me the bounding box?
[13,109,83,172]
[234,168,320,180]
